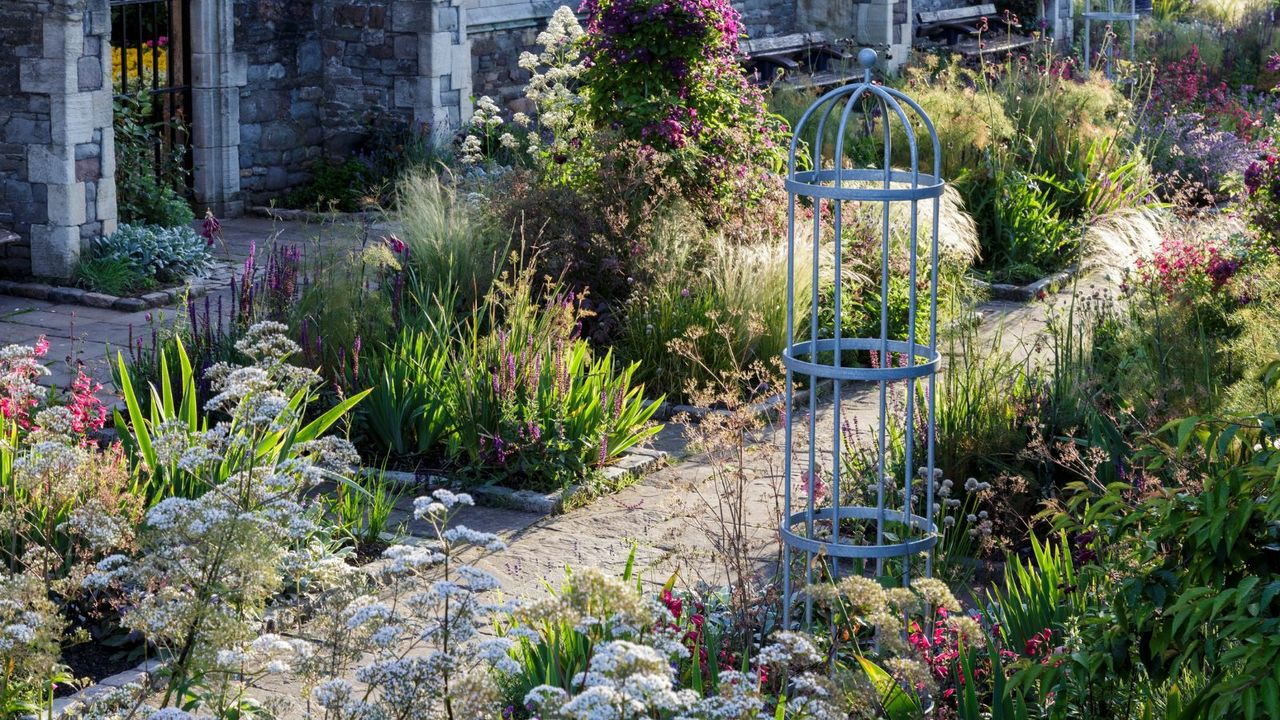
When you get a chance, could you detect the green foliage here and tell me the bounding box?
[112,93,194,227]
[899,52,1155,283]
[498,552,652,710]
[0,570,73,717]
[75,255,154,296]
[325,472,404,549]
[1049,413,1280,718]
[961,168,1078,284]
[113,334,369,503]
[286,157,371,213]
[617,223,794,402]
[989,533,1089,652]
[360,325,454,457]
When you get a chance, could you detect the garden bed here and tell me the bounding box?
[368,445,670,515]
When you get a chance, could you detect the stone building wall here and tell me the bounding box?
[0,2,47,253]
[232,0,471,204]
[0,0,116,278]
[233,0,323,199]
[796,0,911,69]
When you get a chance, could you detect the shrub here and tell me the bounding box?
[112,93,194,228]
[90,223,212,286]
[1047,413,1280,718]
[578,0,788,209]
[1244,128,1280,241]
[286,157,370,213]
[492,144,688,343]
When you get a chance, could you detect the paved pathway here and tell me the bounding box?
[0,216,379,391]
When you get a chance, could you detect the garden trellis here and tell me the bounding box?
[780,49,943,626]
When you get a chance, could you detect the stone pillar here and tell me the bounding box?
[1050,0,1074,50]
[1,0,116,279]
[395,0,473,144]
[796,0,911,70]
[190,0,247,216]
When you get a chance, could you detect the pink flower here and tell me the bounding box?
[68,371,107,436]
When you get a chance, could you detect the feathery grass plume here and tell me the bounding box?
[395,169,510,312]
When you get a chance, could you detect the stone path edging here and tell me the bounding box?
[0,261,238,313]
[367,446,670,515]
[969,265,1079,302]
[249,206,382,224]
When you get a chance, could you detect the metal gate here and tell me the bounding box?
[109,0,193,190]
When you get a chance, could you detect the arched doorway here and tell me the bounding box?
[109,0,195,222]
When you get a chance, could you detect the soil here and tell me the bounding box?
[352,538,392,565]
[59,638,145,696]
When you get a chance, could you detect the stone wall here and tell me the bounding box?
[232,0,471,204]
[0,0,116,279]
[471,26,538,110]
[0,2,47,248]
[233,0,323,199]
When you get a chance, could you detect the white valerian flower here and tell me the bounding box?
[148,709,195,720]
[755,632,822,667]
[458,134,484,165]
[442,525,506,551]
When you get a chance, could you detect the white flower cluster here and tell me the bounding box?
[71,322,370,718]
[300,491,516,719]
[215,633,314,676]
[458,6,589,172]
[460,96,504,165]
[0,569,66,705]
[754,631,823,667]
[519,6,589,170]
[527,640,701,719]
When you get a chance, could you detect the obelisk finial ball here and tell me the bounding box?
[857,48,878,69]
